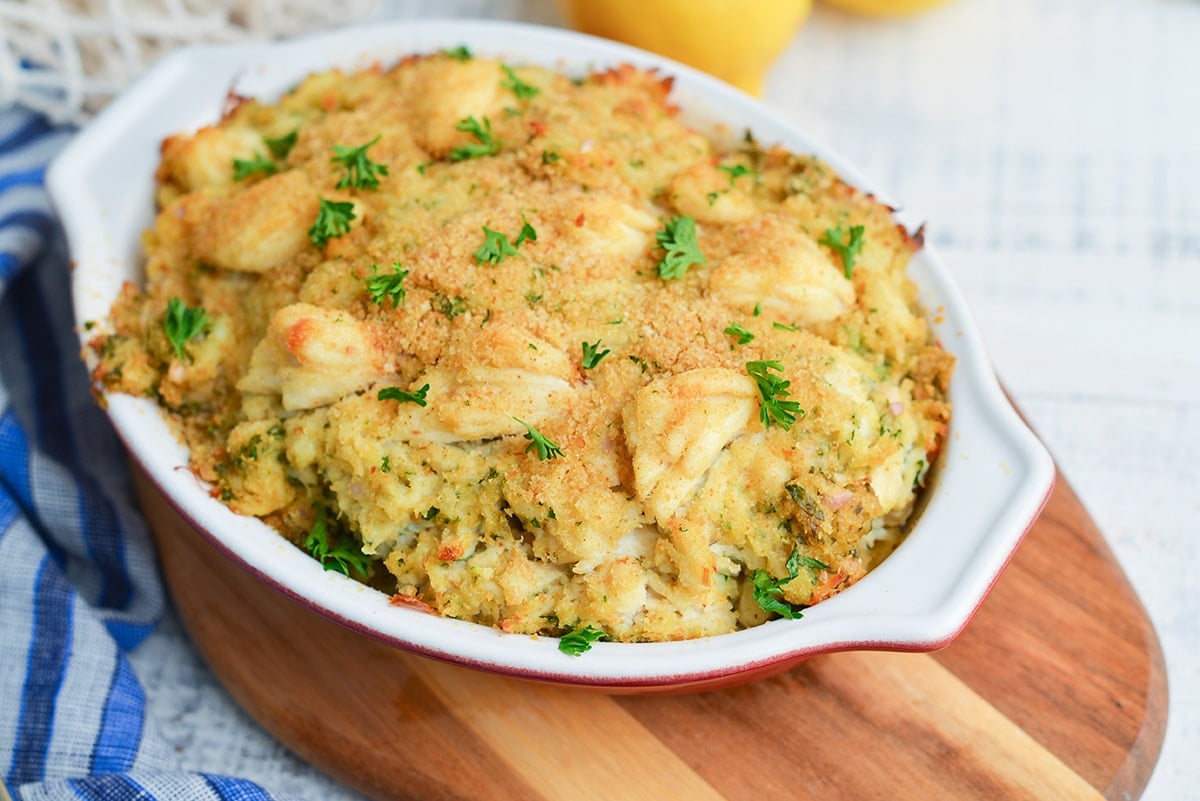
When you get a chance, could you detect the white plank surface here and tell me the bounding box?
[128,0,1199,798]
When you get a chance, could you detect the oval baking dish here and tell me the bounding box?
[48,19,1054,690]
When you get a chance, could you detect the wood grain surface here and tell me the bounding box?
[135,468,1167,801]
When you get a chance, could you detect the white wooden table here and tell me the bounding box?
[128,1,1199,798]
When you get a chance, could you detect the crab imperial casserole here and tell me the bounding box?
[90,51,953,644]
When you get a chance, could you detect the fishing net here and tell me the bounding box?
[0,0,379,122]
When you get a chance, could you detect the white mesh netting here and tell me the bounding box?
[0,0,381,123]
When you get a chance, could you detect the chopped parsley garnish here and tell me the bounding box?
[163,297,209,361]
[515,217,538,247]
[724,322,755,345]
[332,134,389,191]
[435,294,468,318]
[443,45,473,61]
[654,215,706,280]
[786,483,825,521]
[364,262,410,307]
[304,505,373,578]
[309,198,355,247]
[450,116,500,161]
[751,548,816,619]
[500,64,540,99]
[746,360,803,430]
[380,456,391,473]
[542,150,561,165]
[772,321,798,332]
[719,163,759,185]
[232,152,277,181]
[514,417,563,460]
[475,226,519,265]
[264,130,298,159]
[378,384,430,407]
[581,340,611,369]
[753,302,762,317]
[819,224,866,279]
[558,625,607,656]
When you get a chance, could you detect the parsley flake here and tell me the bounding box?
[719,163,759,185]
[746,360,803,430]
[163,297,209,361]
[514,217,538,248]
[500,64,540,100]
[378,384,430,407]
[364,262,410,307]
[450,116,500,162]
[654,215,706,280]
[443,45,473,61]
[724,322,755,345]
[435,294,468,318]
[581,340,611,369]
[304,505,373,578]
[309,198,356,247]
[264,130,298,159]
[558,625,607,656]
[514,417,563,460]
[232,152,277,181]
[332,134,389,191]
[475,226,519,265]
[772,321,799,332]
[380,456,391,473]
[750,548,814,619]
[819,224,866,279]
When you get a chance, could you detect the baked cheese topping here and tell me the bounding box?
[91,53,953,642]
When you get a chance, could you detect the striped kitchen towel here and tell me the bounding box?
[0,107,309,801]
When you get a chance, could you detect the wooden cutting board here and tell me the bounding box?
[136,465,1167,801]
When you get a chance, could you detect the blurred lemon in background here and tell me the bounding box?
[557,0,812,96]
[818,0,950,16]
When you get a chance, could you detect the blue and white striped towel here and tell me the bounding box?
[0,108,310,801]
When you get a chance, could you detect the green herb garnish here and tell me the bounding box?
[264,130,298,159]
[309,198,356,247]
[380,456,391,473]
[772,321,798,332]
[751,548,817,619]
[378,384,430,407]
[232,152,277,181]
[515,217,538,248]
[500,64,540,100]
[305,505,373,578]
[443,45,473,61]
[332,134,389,191]
[654,215,706,280]
[724,322,755,345]
[364,262,410,307]
[163,297,209,361]
[514,417,563,460]
[581,340,611,369]
[450,116,500,161]
[719,163,759,185]
[475,226,519,265]
[435,294,468,318]
[819,224,866,279]
[558,625,607,656]
[746,360,803,430]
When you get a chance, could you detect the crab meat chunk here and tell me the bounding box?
[623,368,757,525]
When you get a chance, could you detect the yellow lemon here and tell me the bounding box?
[818,0,950,17]
[557,0,812,96]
